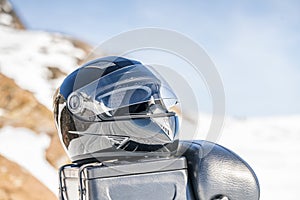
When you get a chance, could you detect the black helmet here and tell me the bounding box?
[53,56,180,163]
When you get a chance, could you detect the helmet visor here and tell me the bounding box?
[67,64,179,121]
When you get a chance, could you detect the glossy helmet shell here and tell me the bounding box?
[53,56,180,163]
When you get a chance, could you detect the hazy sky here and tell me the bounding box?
[10,0,300,117]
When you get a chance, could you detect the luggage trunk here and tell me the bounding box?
[59,157,194,200]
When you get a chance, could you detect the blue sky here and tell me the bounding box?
[10,0,300,117]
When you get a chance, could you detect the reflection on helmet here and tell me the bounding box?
[54,56,180,163]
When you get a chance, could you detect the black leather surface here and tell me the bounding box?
[177,140,260,200]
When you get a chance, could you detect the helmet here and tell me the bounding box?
[53,56,180,163]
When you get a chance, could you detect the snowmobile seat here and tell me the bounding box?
[178,140,260,200]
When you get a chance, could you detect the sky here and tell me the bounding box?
[10,0,300,117]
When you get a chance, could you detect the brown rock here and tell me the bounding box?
[46,133,70,168]
[0,73,68,168]
[0,154,56,200]
[0,0,25,29]
[0,73,55,134]
[0,0,95,172]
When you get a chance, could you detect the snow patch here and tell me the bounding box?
[219,115,300,200]
[0,108,5,116]
[0,26,85,109]
[0,126,58,195]
[0,13,13,26]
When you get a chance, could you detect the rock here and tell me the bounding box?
[0,73,56,134]
[0,0,25,29]
[0,154,56,200]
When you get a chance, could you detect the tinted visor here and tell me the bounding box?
[67,64,179,121]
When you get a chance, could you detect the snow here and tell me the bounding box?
[0,108,5,116]
[0,13,13,26]
[0,126,58,195]
[219,115,300,199]
[0,24,87,196]
[0,25,85,109]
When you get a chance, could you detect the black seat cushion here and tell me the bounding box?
[177,140,260,200]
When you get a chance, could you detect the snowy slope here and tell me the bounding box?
[0,22,88,196]
[0,25,85,109]
[0,126,58,194]
[219,115,300,199]
[0,1,86,198]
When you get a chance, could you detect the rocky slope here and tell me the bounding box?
[0,0,93,198]
[0,154,56,200]
[0,74,66,168]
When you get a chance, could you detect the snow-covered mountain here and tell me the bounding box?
[0,1,299,199]
[0,17,86,109]
[0,0,92,199]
